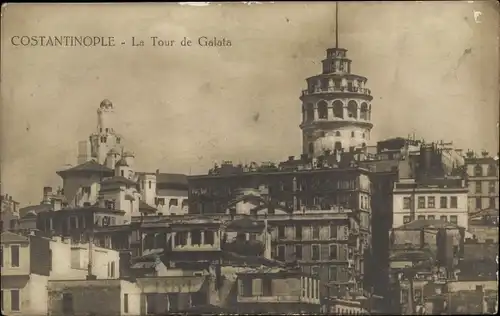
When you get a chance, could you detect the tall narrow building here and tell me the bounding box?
[300,46,374,157]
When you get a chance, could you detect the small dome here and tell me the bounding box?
[108,148,119,155]
[100,99,113,109]
[115,158,129,167]
[123,150,135,157]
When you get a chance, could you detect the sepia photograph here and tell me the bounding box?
[0,1,499,315]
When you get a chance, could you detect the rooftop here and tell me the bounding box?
[56,160,114,177]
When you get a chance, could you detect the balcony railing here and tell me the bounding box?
[302,87,371,97]
[237,295,321,304]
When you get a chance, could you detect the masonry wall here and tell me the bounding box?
[48,279,122,316]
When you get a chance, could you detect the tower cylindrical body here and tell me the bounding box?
[300,48,374,158]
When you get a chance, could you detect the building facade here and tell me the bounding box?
[1,231,120,316]
[464,150,499,213]
[392,177,469,229]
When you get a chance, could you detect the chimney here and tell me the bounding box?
[43,187,53,204]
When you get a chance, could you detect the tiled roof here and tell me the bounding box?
[19,203,53,218]
[101,176,137,186]
[139,200,157,212]
[394,219,462,230]
[56,160,114,176]
[156,173,188,186]
[226,217,265,232]
[1,231,30,243]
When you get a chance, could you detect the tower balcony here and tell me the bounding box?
[301,86,371,97]
[300,118,374,131]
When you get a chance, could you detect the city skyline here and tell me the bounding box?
[1,2,499,206]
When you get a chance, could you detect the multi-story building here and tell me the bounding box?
[236,267,321,314]
[392,177,469,229]
[1,231,120,315]
[464,150,499,213]
[188,164,372,302]
[0,194,20,232]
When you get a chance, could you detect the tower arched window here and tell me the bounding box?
[351,131,355,138]
[360,103,369,120]
[487,164,497,176]
[318,101,328,119]
[474,165,483,177]
[308,143,314,154]
[335,131,341,137]
[306,103,314,122]
[347,101,358,119]
[332,100,343,119]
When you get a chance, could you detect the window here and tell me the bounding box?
[69,216,78,229]
[329,266,337,280]
[333,100,343,118]
[205,231,214,245]
[109,261,115,278]
[146,294,156,314]
[311,266,319,276]
[330,244,338,259]
[330,225,337,239]
[309,143,314,154]
[0,246,2,267]
[489,181,496,193]
[489,197,496,208]
[1,290,3,312]
[121,170,124,177]
[418,215,425,220]
[418,197,425,208]
[263,278,272,296]
[440,197,447,208]
[312,226,319,239]
[474,165,483,177]
[11,245,19,267]
[191,230,201,245]
[440,215,447,222]
[403,216,411,224]
[293,245,302,260]
[312,245,320,260]
[428,215,435,220]
[0,220,3,232]
[351,131,355,138]
[450,216,458,224]
[295,225,302,239]
[475,182,482,193]
[450,196,457,208]
[318,101,328,119]
[427,197,435,208]
[336,131,341,137]
[277,245,285,261]
[10,289,19,311]
[487,164,497,176]
[475,198,482,209]
[403,197,411,209]
[124,294,129,313]
[278,226,285,239]
[347,101,357,118]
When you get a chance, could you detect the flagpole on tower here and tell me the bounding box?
[335,1,339,49]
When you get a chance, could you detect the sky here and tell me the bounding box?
[1,2,499,206]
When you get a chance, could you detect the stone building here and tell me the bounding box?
[0,194,20,232]
[1,231,120,316]
[392,177,469,230]
[464,150,499,213]
[299,47,373,157]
